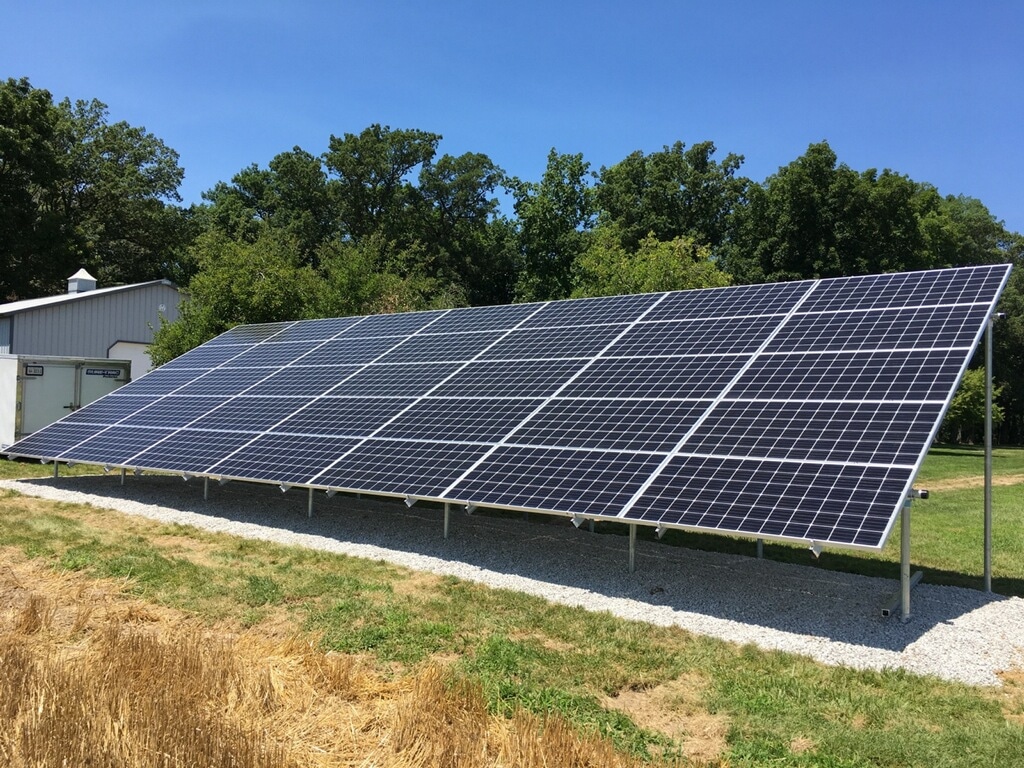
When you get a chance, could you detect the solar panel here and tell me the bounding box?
[6,265,1011,552]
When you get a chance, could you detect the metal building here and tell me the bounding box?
[0,269,183,375]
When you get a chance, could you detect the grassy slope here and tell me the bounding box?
[1,447,1024,766]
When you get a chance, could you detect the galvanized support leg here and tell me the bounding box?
[756,538,764,559]
[901,501,911,622]
[308,487,314,518]
[53,462,58,479]
[444,502,450,540]
[203,476,209,500]
[120,467,126,486]
[880,498,924,619]
[628,524,637,573]
[985,316,994,593]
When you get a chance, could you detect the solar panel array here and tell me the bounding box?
[7,265,1011,551]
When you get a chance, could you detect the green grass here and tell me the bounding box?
[2,448,1024,764]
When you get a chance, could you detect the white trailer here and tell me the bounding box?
[0,355,130,449]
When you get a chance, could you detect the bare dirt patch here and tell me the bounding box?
[923,473,1024,492]
[995,667,1024,726]
[603,672,729,765]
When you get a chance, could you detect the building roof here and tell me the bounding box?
[0,279,179,317]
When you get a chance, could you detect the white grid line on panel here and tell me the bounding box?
[615,282,820,518]
[437,292,676,498]
[301,301,559,486]
[100,312,429,468]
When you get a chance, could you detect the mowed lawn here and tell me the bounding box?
[0,446,1022,766]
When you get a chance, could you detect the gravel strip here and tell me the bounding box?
[3,474,1023,687]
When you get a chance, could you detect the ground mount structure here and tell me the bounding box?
[7,265,1011,557]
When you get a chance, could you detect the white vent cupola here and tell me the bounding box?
[67,268,97,294]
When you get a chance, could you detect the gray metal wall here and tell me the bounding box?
[8,283,181,358]
[0,317,11,355]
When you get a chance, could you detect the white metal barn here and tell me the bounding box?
[0,269,183,376]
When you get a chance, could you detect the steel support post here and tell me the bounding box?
[53,462,58,479]
[204,476,209,500]
[628,524,637,573]
[901,501,911,622]
[308,487,314,518]
[120,467,126,485]
[985,317,994,593]
[444,502,450,540]
[756,538,764,559]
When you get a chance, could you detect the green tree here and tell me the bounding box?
[323,124,440,244]
[572,228,731,298]
[200,148,335,263]
[940,367,1004,444]
[595,140,746,252]
[0,78,188,299]
[720,142,935,282]
[148,230,321,365]
[511,149,596,302]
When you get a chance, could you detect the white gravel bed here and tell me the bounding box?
[3,474,1023,687]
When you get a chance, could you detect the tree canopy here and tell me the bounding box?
[0,77,190,300]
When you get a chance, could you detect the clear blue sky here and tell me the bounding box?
[4,1,1022,234]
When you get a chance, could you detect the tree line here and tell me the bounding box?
[3,78,1022,441]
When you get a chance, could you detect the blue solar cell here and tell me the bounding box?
[339,309,449,338]
[767,305,990,353]
[730,350,964,401]
[188,396,310,432]
[376,397,543,442]
[377,330,505,363]
[479,324,627,360]
[221,341,320,368]
[519,293,661,328]
[208,433,359,485]
[507,398,707,452]
[313,439,490,497]
[423,302,539,334]
[607,317,777,357]
[680,400,944,465]
[560,356,745,399]
[130,429,262,474]
[242,365,362,397]
[644,280,811,321]
[110,367,209,395]
[331,362,464,397]
[290,336,405,365]
[161,344,252,369]
[623,455,913,547]
[62,425,177,465]
[271,397,415,437]
[431,360,585,398]
[62,395,154,424]
[4,421,109,460]
[174,367,278,396]
[118,396,224,428]
[205,322,295,345]
[449,446,664,517]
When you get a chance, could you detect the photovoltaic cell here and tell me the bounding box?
[271,397,415,437]
[208,433,359,485]
[61,425,177,465]
[6,264,1011,553]
[451,446,665,517]
[376,397,544,442]
[507,398,708,452]
[129,429,260,474]
[312,439,490,497]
